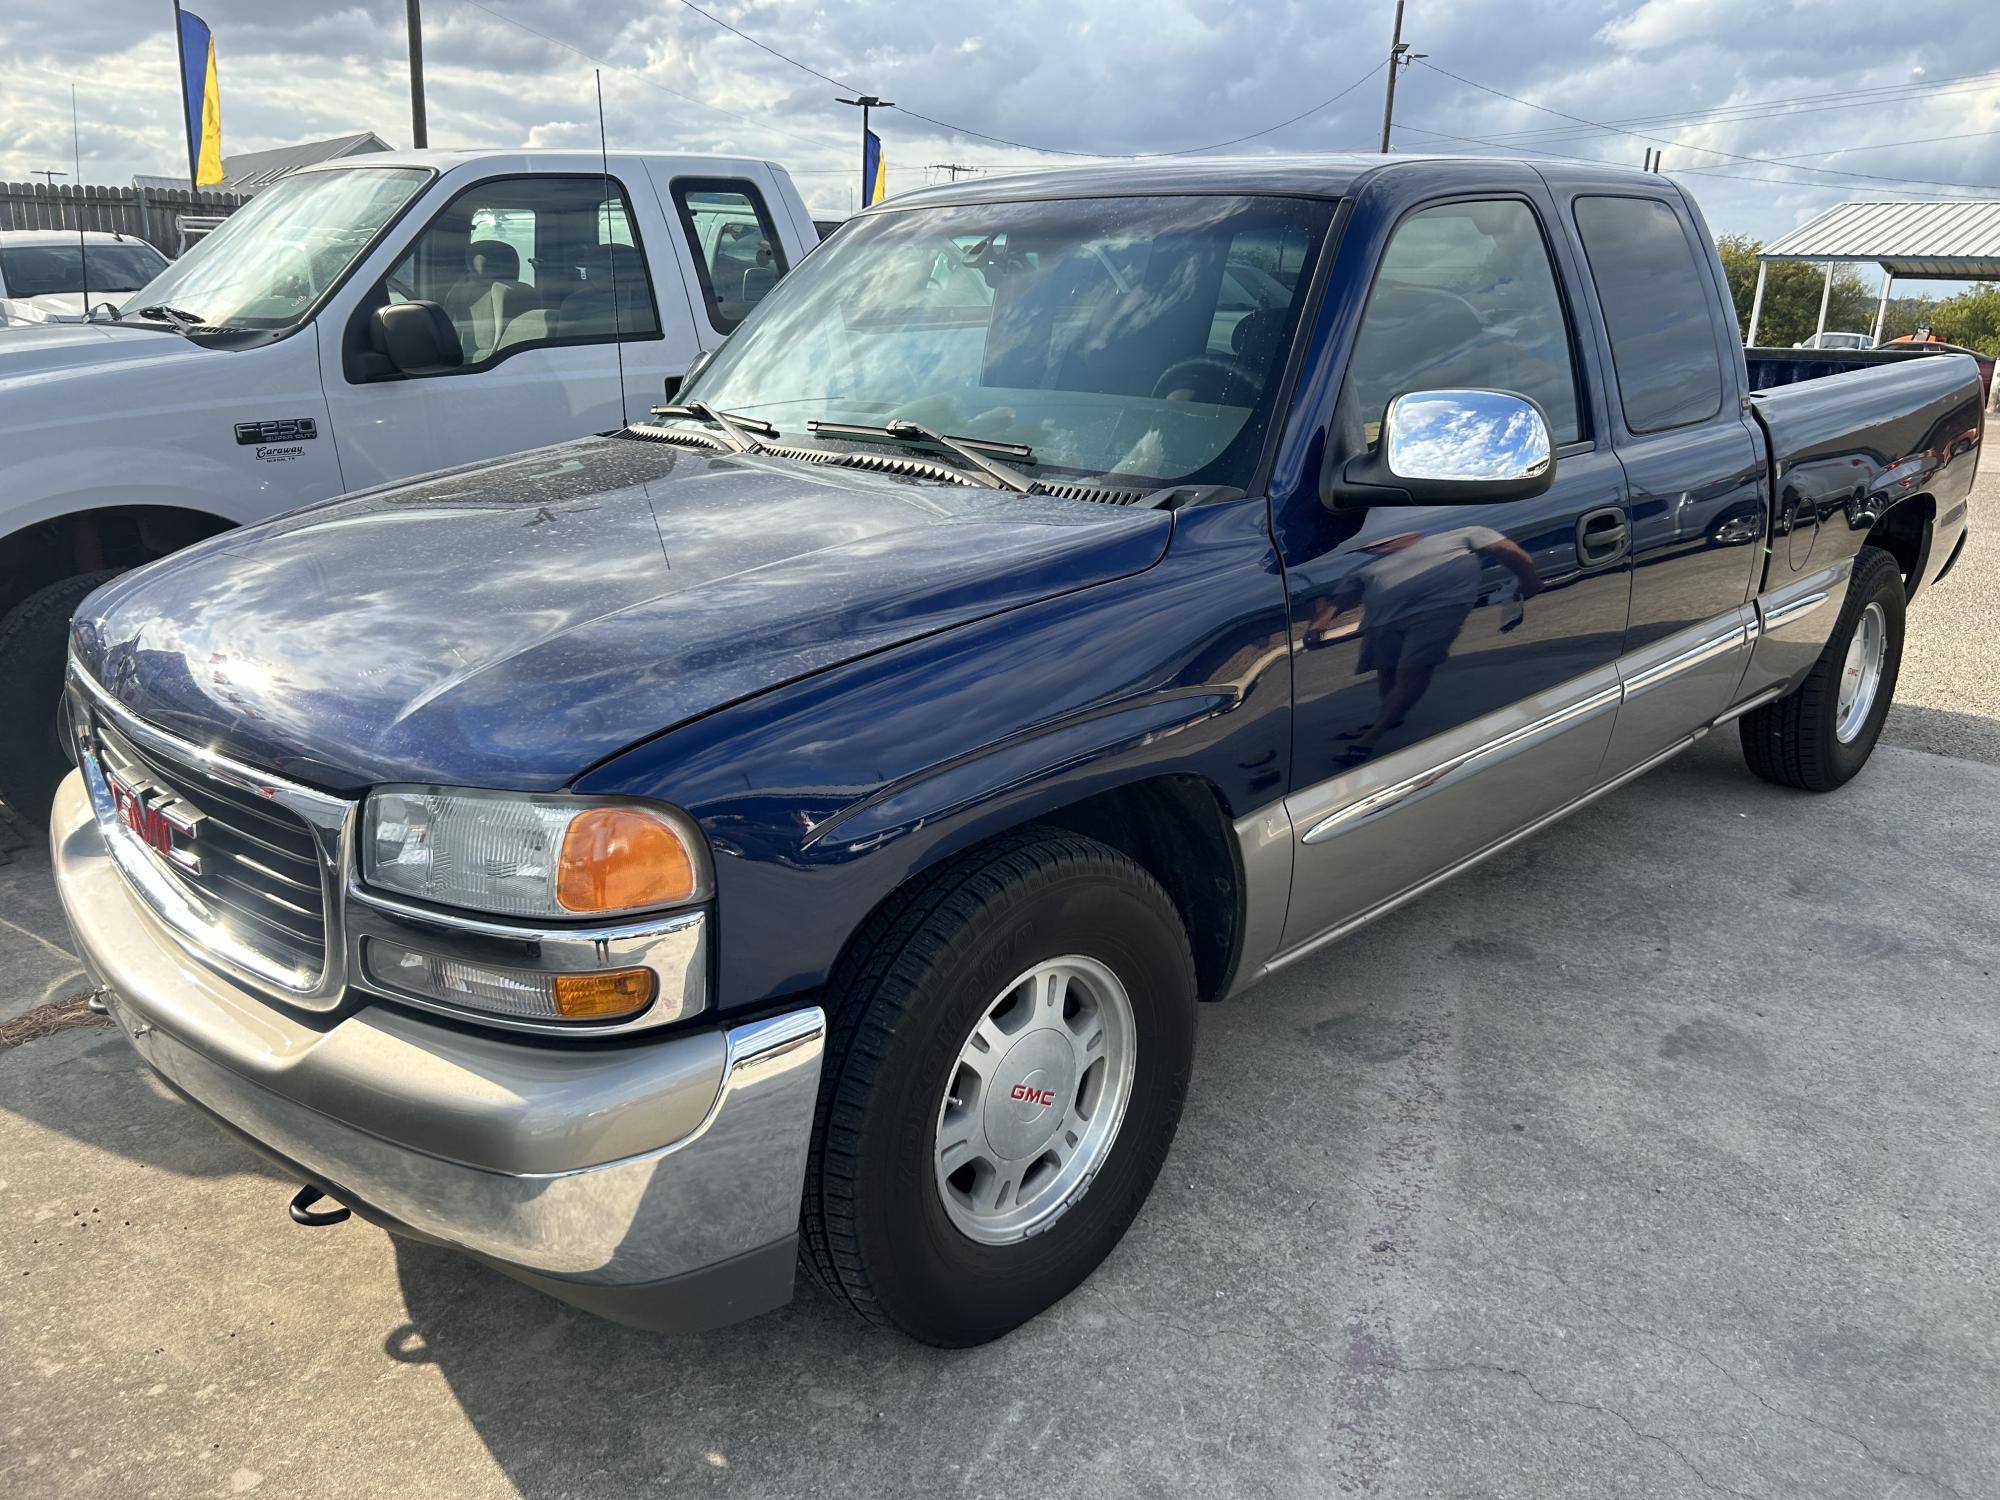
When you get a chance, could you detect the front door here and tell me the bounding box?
[323,171,698,491]
[1276,193,1633,953]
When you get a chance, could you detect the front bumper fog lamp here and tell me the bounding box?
[363,938,657,1023]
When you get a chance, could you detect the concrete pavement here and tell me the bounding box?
[3,443,1996,1498]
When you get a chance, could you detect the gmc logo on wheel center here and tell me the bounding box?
[1009,1083,1058,1107]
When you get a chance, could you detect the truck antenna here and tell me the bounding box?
[72,85,90,319]
[595,70,630,428]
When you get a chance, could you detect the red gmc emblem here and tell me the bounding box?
[1009,1083,1058,1108]
[108,770,204,876]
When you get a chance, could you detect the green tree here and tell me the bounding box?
[1715,235,1875,346]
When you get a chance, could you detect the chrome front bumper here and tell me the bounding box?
[51,771,827,1333]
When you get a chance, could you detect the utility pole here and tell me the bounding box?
[30,169,67,190]
[1378,2,1424,153]
[929,163,977,181]
[836,95,893,206]
[406,0,429,149]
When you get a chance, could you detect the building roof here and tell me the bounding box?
[1760,200,2000,280]
[130,133,392,195]
[221,132,392,193]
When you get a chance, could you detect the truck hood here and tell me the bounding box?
[73,436,1173,791]
[0,319,205,384]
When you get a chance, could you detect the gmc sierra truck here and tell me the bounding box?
[0,148,816,818]
[51,156,1981,1346]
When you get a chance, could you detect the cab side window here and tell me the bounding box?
[1344,199,1583,446]
[382,175,660,370]
[672,178,788,334]
[1572,195,1725,433]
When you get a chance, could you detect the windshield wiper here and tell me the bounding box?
[807,419,1036,493]
[131,304,205,330]
[651,401,775,453]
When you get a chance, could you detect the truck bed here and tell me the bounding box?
[1745,346,1984,593]
[1748,344,1993,400]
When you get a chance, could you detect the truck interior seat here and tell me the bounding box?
[445,239,536,362]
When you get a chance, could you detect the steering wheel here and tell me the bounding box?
[1151,354,1262,403]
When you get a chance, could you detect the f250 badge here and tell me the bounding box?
[235,418,317,445]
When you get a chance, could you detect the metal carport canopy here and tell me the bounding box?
[1745,199,2000,345]
[1759,199,2000,279]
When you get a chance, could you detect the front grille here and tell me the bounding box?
[93,717,330,982]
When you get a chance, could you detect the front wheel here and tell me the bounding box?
[802,829,1197,1345]
[0,570,122,824]
[1740,544,1905,792]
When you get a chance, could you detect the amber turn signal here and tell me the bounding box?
[556,806,698,914]
[551,968,658,1019]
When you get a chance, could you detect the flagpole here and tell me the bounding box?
[835,95,892,207]
[171,0,197,189]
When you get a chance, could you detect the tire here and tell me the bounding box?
[1740,544,1904,792]
[802,828,1197,1346]
[0,570,121,825]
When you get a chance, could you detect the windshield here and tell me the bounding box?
[1,242,168,297]
[683,193,1333,489]
[124,166,429,329]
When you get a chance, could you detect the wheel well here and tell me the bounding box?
[1866,495,1935,598]
[834,774,1244,1006]
[1035,775,1241,1002]
[0,506,234,619]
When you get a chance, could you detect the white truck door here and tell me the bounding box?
[645,168,801,350]
[319,168,700,490]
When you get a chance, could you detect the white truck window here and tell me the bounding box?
[670,178,789,334]
[381,175,662,369]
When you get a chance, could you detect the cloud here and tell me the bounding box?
[0,0,1995,236]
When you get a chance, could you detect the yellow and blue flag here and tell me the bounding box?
[176,6,223,187]
[863,128,885,207]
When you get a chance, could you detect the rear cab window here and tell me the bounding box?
[670,177,789,334]
[1571,196,1726,433]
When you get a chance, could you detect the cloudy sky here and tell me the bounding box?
[5,0,1999,240]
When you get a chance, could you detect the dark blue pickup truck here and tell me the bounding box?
[52,156,1982,1346]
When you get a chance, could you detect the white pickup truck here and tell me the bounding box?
[0,148,818,816]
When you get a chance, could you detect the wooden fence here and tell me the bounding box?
[0,181,248,256]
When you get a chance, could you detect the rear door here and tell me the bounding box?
[1276,181,1633,951]
[646,170,796,340]
[1553,184,1766,773]
[322,169,695,490]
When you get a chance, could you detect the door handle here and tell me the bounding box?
[1577,506,1630,566]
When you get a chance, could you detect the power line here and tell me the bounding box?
[1390,120,1984,199]
[1450,66,2000,147]
[893,60,1388,160]
[1414,57,2000,194]
[657,0,1388,160]
[443,0,848,153]
[669,0,858,91]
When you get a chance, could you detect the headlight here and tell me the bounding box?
[362,787,706,919]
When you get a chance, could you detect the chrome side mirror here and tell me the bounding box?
[1384,390,1552,487]
[1330,389,1556,508]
